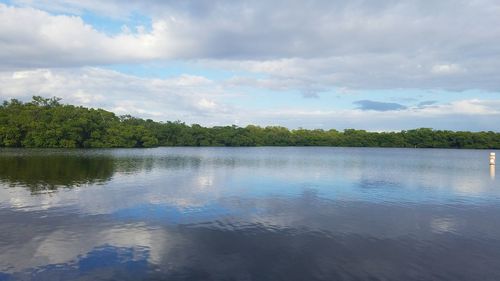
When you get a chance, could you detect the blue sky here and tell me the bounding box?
[1,0,500,131]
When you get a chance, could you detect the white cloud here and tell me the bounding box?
[419,99,500,115]
[431,64,465,75]
[0,4,191,68]
[196,98,218,110]
[0,67,231,122]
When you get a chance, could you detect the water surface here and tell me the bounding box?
[0,147,499,280]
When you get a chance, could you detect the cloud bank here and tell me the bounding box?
[1,68,500,131]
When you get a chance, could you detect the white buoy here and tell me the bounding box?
[490,152,496,166]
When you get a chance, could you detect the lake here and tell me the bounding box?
[0,147,499,280]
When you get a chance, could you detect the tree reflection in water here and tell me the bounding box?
[0,149,204,193]
[0,155,115,193]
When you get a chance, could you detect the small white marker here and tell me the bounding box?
[490,152,496,166]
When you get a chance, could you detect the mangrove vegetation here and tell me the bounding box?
[1,96,499,149]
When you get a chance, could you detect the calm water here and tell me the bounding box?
[0,147,499,281]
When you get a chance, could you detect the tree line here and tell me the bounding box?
[0,96,499,149]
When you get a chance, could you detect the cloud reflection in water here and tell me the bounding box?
[0,147,499,280]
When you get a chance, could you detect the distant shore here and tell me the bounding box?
[1,96,499,149]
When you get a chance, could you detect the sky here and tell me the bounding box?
[0,0,500,131]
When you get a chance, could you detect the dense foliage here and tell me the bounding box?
[1,97,499,148]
